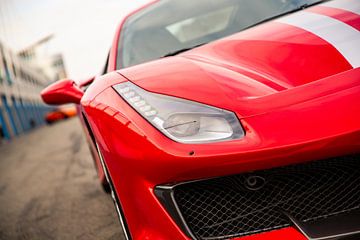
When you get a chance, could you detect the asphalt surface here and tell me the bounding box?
[0,118,124,240]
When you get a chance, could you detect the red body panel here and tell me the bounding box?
[45,112,66,123]
[235,227,306,240]
[81,73,360,239]
[45,105,77,123]
[72,0,360,239]
[308,6,360,31]
[41,79,83,105]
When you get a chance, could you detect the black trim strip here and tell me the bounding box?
[95,141,133,240]
[285,209,360,240]
[154,186,197,240]
[81,112,96,145]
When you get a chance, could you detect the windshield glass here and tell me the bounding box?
[117,0,322,69]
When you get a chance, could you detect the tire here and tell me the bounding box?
[101,179,111,194]
[87,143,110,194]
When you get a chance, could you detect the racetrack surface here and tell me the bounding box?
[0,118,124,240]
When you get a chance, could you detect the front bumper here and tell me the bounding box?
[156,154,360,240]
[82,82,360,239]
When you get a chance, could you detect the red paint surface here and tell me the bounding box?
[233,227,306,240]
[80,71,360,239]
[308,5,360,31]
[41,79,83,105]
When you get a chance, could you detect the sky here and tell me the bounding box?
[0,0,150,80]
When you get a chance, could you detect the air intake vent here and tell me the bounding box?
[171,155,360,239]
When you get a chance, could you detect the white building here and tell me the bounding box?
[0,42,52,141]
[18,35,68,82]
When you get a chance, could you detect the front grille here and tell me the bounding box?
[173,155,360,239]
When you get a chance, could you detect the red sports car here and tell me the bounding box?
[45,104,77,124]
[41,0,360,239]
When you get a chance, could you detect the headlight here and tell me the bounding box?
[113,82,244,143]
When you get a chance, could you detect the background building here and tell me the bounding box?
[18,35,68,82]
[0,41,53,142]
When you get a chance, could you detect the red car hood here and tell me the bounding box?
[120,1,360,118]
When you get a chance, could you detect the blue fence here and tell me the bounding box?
[12,98,26,131]
[0,107,11,140]
[1,95,18,136]
[0,96,53,140]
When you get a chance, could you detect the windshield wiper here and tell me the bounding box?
[162,43,206,57]
[242,0,329,32]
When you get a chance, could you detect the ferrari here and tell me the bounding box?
[44,104,77,124]
[41,0,360,239]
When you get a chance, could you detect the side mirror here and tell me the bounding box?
[41,79,84,105]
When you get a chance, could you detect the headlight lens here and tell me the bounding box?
[113,82,244,143]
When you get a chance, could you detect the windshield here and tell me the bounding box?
[117,0,322,69]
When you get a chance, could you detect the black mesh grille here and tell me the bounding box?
[173,155,360,239]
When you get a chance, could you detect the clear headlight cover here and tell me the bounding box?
[113,82,244,144]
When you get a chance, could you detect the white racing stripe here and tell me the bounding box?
[276,11,360,68]
[324,0,360,16]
